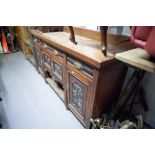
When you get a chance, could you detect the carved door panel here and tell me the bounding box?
[33,44,40,68]
[43,53,51,68]
[52,61,63,83]
[33,45,44,76]
[67,70,92,123]
[38,50,44,71]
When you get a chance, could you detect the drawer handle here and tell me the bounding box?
[74,61,82,70]
[34,38,37,42]
[53,50,59,56]
[43,44,47,48]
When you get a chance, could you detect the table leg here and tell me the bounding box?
[116,70,148,118]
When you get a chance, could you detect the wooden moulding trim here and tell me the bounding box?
[63,26,131,44]
[63,26,101,41]
[30,29,117,69]
[85,69,99,127]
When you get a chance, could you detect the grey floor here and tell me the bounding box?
[0,51,83,129]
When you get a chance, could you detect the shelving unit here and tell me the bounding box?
[16,26,33,56]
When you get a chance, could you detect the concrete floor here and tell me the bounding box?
[0,51,83,129]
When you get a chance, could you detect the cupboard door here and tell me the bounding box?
[67,70,92,123]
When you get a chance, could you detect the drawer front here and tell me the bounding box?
[67,56,93,79]
[39,43,64,64]
[47,45,64,59]
[33,37,43,46]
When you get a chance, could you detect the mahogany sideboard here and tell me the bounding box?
[30,27,135,128]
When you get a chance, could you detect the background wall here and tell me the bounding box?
[143,72,155,127]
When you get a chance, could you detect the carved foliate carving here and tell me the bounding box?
[71,79,84,115]
[44,54,51,66]
[35,47,42,69]
[34,45,40,67]
[53,62,63,80]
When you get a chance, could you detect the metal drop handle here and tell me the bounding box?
[74,61,82,70]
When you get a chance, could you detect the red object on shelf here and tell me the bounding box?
[131,26,155,57]
[2,31,10,54]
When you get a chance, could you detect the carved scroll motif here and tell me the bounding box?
[71,80,84,114]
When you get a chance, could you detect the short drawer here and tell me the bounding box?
[67,56,93,78]
[46,45,64,59]
[33,37,43,46]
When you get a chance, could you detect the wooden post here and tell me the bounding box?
[68,26,77,44]
[100,26,108,56]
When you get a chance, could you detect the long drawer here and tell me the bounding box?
[67,55,94,80]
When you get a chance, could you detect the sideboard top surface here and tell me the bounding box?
[31,29,135,69]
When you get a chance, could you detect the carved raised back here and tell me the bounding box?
[63,26,131,45]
